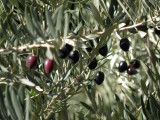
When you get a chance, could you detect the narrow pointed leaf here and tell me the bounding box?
[10,86,23,120]
[5,86,18,120]
[89,2,103,25]
[45,7,56,38]
[25,93,32,120]
[80,102,95,114]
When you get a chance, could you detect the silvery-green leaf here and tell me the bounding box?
[0,90,10,120]
[63,38,75,46]
[63,13,69,37]
[138,31,147,38]
[19,78,35,87]
[5,86,18,120]
[76,42,89,48]
[45,7,56,38]
[89,2,103,25]
[18,85,25,105]
[0,65,8,72]
[35,86,43,92]
[10,86,23,120]
[25,93,32,120]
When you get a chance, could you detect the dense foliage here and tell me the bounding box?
[0,0,160,120]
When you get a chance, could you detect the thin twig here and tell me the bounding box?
[0,30,105,54]
[0,38,55,54]
[0,43,55,53]
[118,16,159,31]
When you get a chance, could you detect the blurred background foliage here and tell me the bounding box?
[0,0,160,120]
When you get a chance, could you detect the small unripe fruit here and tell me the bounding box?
[88,58,97,70]
[120,38,130,52]
[94,71,104,85]
[69,50,79,64]
[57,47,69,59]
[44,58,53,74]
[130,59,140,69]
[26,54,37,69]
[127,65,137,75]
[118,61,128,72]
[77,77,81,82]
[99,44,108,56]
[76,76,82,82]
[64,44,73,53]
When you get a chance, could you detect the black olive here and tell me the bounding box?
[57,47,69,59]
[94,71,104,85]
[99,44,108,56]
[69,50,79,64]
[118,61,128,72]
[88,58,97,70]
[120,38,130,52]
[64,43,73,53]
[130,59,140,69]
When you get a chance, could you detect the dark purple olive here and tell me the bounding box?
[26,54,37,69]
[127,65,137,75]
[94,71,104,85]
[57,47,69,59]
[44,58,54,74]
[118,61,128,72]
[88,58,97,70]
[69,50,79,64]
[99,44,108,56]
[130,59,140,69]
[120,38,130,52]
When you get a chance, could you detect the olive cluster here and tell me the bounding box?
[26,54,53,74]
[118,38,140,75]
[57,43,79,64]
[57,43,108,85]
[26,42,108,85]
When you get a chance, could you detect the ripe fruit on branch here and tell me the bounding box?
[127,65,137,75]
[64,43,73,53]
[120,38,130,52]
[57,47,69,59]
[99,44,108,56]
[130,59,140,69]
[118,61,128,72]
[69,50,79,64]
[26,54,37,69]
[44,58,54,74]
[88,58,97,70]
[94,71,104,85]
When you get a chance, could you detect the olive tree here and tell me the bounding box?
[0,0,160,120]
